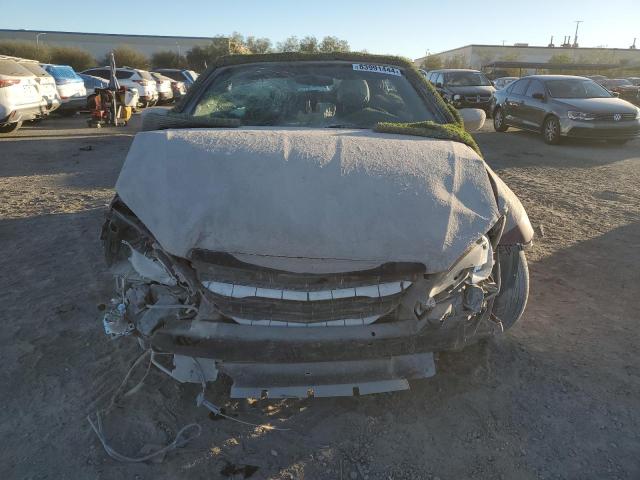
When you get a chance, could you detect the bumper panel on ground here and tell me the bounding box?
[222,352,436,398]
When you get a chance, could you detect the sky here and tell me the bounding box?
[1,0,638,59]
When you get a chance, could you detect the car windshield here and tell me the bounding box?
[444,71,492,87]
[546,79,612,99]
[192,62,436,128]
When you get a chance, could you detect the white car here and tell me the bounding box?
[150,72,174,104]
[41,64,87,115]
[493,77,519,90]
[18,60,61,114]
[81,67,158,107]
[0,57,46,135]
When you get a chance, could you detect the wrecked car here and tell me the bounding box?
[100,53,533,398]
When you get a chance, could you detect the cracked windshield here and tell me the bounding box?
[193,62,436,127]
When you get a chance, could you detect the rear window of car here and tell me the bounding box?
[20,63,50,77]
[0,59,33,77]
[156,71,182,81]
[115,70,133,79]
[137,70,154,81]
[45,65,81,81]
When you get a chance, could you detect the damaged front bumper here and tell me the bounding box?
[100,198,505,398]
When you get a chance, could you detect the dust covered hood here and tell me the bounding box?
[115,127,500,273]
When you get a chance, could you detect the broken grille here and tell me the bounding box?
[190,250,424,326]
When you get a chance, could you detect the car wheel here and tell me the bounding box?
[606,139,629,145]
[543,116,561,145]
[0,121,22,135]
[493,108,508,132]
[492,247,529,331]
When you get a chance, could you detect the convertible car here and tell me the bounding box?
[100,53,533,398]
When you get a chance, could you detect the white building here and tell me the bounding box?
[415,44,640,70]
[0,29,227,60]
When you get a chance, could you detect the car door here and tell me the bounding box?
[520,79,548,130]
[503,79,529,127]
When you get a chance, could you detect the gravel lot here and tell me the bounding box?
[1,114,639,480]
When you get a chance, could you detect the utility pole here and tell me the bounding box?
[572,20,583,48]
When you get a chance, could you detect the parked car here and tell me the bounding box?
[100,53,533,399]
[170,79,187,100]
[0,57,47,134]
[627,77,640,87]
[41,64,87,115]
[18,60,60,115]
[598,78,640,105]
[78,73,109,95]
[150,72,174,104]
[493,76,518,90]
[151,68,198,89]
[427,68,495,116]
[586,74,607,82]
[492,75,640,144]
[81,67,158,107]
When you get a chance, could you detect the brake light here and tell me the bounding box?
[0,79,21,88]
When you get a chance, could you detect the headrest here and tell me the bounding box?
[337,79,370,110]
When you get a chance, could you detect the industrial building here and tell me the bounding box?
[415,44,640,71]
[0,28,227,60]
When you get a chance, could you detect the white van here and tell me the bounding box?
[0,57,45,135]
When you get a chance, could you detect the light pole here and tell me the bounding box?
[35,32,47,52]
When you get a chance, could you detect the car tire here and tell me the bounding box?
[493,107,508,132]
[492,247,529,331]
[542,116,561,145]
[0,121,22,135]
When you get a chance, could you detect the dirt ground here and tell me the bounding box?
[1,113,639,480]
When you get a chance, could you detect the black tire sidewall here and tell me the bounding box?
[493,108,507,132]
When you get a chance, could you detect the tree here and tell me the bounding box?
[49,46,95,71]
[228,32,251,54]
[299,36,319,53]
[420,55,442,71]
[276,36,300,53]
[104,46,150,69]
[185,40,231,71]
[318,36,349,53]
[547,54,573,75]
[151,50,187,69]
[244,36,272,54]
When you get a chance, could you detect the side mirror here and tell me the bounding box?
[532,92,545,100]
[611,91,620,97]
[435,82,443,89]
[459,108,486,132]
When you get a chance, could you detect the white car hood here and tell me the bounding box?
[116,127,500,273]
